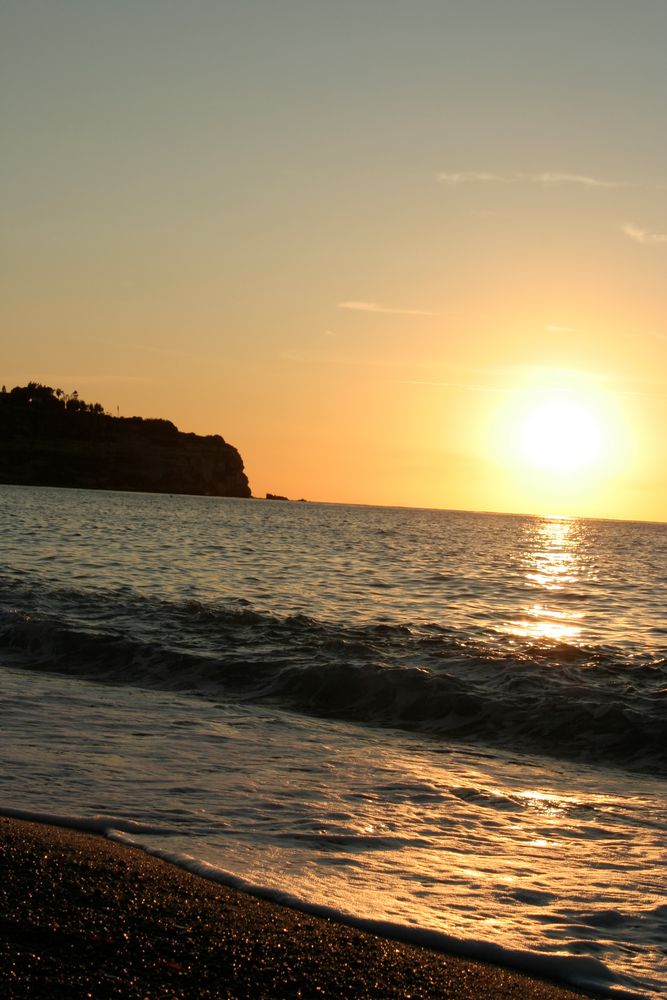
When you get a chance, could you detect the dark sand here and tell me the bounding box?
[0,816,595,999]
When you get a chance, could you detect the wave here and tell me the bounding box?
[0,807,640,998]
[1,581,665,775]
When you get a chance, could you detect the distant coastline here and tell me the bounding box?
[0,383,251,498]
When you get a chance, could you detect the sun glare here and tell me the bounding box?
[518,398,603,472]
[487,373,632,516]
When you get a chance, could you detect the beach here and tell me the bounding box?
[0,816,594,999]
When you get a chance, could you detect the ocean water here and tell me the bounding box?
[1,485,665,998]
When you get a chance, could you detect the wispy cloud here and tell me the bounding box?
[621,223,667,245]
[437,171,506,185]
[395,379,505,392]
[282,350,415,368]
[35,374,152,384]
[337,301,436,317]
[436,171,620,189]
[69,336,198,359]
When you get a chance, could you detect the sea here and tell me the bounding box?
[0,484,665,998]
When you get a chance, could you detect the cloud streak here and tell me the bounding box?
[337,301,436,317]
[437,171,620,189]
[282,350,423,368]
[395,379,506,392]
[622,223,667,245]
[23,374,152,384]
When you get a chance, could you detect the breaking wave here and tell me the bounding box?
[1,580,665,775]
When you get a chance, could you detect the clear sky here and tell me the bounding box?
[3,1,666,520]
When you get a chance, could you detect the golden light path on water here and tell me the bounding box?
[504,518,584,643]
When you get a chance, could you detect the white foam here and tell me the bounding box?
[117,836,639,997]
[0,805,178,838]
[1,662,663,999]
[1,806,643,998]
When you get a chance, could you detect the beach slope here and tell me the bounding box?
[0,817,593,999]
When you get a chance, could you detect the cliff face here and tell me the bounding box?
[0,385,251,498]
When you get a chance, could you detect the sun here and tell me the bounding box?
[491,376,620,484]
[486,370,633,516]
[518,397,603,472]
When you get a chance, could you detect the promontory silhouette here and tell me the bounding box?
[0,383,251,498]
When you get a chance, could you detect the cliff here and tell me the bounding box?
[0,383,251,498]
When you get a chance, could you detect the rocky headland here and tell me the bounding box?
[0,383,251,498]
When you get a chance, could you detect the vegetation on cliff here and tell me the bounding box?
[0,383,251,497]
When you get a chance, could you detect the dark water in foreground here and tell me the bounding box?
[1,487,665,998]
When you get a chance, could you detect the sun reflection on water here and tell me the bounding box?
[509,604,582,641]
[505,518,584,643]
[515,788,578,814]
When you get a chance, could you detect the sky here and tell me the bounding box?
[2,1,666,521]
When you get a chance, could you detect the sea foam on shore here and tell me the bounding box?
[0,816,594,1000]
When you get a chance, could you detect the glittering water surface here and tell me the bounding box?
[1,486,666,998]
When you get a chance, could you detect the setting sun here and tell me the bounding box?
[518,397,604,473]
[483,371,638,518]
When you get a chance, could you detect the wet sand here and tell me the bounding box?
[0,816,595,999]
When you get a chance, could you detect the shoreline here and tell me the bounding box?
[0,816,596,999]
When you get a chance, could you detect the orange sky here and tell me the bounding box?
[3,3,666,521]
